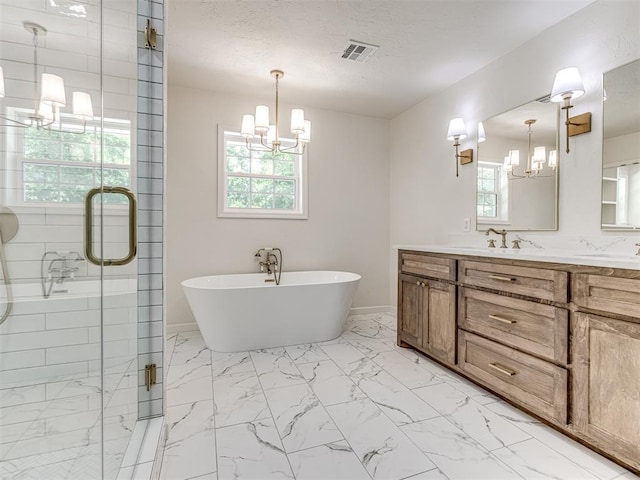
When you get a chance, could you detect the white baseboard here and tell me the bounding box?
[349,305,395,315]
[167,305,395,335]
[166,322,199,335]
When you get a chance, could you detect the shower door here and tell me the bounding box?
[0,1,139,479]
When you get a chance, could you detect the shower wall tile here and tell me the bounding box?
[137,0,165,419]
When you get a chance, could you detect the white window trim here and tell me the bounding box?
[477,161,510,225]
[217,125,308,220]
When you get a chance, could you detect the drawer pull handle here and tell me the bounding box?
[488,363,517,377]
[488,314,516,325]
[488,274,516,282]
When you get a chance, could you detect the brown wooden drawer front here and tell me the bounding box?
[458,330,568,424]
[459,288,568,364]
[574,274,640,319]
[459,260,568,303]
[400,252,456,281]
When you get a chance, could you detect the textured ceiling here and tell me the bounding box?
[167,0,594,119]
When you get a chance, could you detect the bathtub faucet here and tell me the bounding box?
[254,247,283,285]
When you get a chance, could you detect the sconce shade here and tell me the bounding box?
[255,105,269,132]
[300,120,311,143]
[290,108,305,134]
[533,146,546,164]
[241,114,255,138]
[447,118,467,140]
[41,73,66,107]
[548,149,558,168]
[508,150,520,166]
[550,67,585,102]
[0,66,4,98]
[477,122,486,143]
[72,91,93,121]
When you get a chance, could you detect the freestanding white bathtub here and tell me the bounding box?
[181,271,361,352]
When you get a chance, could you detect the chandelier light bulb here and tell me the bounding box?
[241,114,255,138]
[72,91,93,121]
[290,109,305,134]
[300,120,311,143]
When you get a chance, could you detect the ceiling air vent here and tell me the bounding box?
[341,40,379,63]
[535,94,551,103]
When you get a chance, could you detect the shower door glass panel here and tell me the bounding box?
[0,1,138,479]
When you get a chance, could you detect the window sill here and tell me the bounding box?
[218,210,308,220]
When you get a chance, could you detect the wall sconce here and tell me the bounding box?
[477,122,486,143]
[447,117,473,177]
[550,66,591,153]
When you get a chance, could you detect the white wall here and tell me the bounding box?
[389,0,640,305]
[167,86,390,327]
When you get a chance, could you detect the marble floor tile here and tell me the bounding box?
[346,320,396,340]
[213,371,270,428]
[298,360,366,406]
[216,418,294,480]
[169,334,211,366]
[327,398,436,480]
[486,401,627,480]
[161,400,216,480]
[342,331,395,357]
[371,350,447,389]
[414,383,530,451]
[353,370,440,426]
[493,438,602,480]
[263,383,343,453]
[251,348,306,390]
[401,416,521,480]
[403,469,450,479]
[166,362,213,407]
[288,440,370,480]
[319,342,383,377]
[284,344,330,364]
[210,350,254,377]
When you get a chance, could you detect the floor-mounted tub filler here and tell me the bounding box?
[182,271,361,352]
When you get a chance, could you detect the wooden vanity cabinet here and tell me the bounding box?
[572,312,640,470]
[398,252,456,366]
[572,272,640,471]
[398,250,640,474]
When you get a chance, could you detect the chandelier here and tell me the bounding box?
[504,119,557,179]
[239,70,310,155]
[0,22,94,132]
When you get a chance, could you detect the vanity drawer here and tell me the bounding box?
[459,260,568,303]
[399,251,456,281]
[458,330,568,424]
[574,273,640,319]
[459,288,568,364]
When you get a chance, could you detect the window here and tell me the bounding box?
[218,129,308,219]
[477,163,500,218]
[18,114,132,204]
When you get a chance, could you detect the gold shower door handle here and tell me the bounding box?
[85,187,137,266]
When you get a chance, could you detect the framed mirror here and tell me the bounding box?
[601,59,640,230]
[476,99,559,231]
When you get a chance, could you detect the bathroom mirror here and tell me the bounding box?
[476,99,559,231]
[601,59,640,230]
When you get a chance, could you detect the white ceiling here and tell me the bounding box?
[167,0,594,119]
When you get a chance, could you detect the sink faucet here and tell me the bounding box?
[485,228,508,248]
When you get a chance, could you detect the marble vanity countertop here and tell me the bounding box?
[393,244,640,271]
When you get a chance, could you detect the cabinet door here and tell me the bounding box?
[573,313,640,471]
[398,274,424,348]
[423,280,456,365]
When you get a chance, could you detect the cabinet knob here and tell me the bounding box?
[416,281,420,286]
[421,282,426,287]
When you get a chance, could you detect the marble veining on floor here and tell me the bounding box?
[160,313,637,480]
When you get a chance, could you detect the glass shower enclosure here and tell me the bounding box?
[0,1,141,478]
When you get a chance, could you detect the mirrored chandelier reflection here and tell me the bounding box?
[0,22,94,133]
[503,119,557,179]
